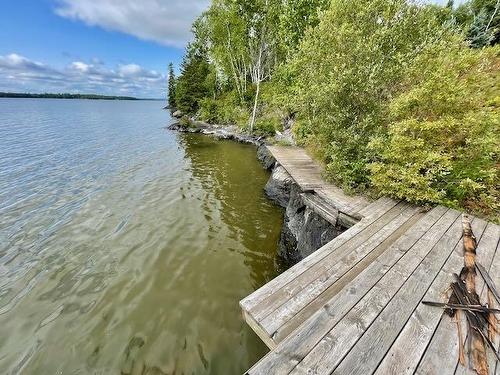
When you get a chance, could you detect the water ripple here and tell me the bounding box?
[0,98,282,374]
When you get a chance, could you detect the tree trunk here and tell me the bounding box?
[250,78,260,134]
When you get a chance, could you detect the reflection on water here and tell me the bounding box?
[0,99,283,374]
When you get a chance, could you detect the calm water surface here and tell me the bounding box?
[0,99,283,374]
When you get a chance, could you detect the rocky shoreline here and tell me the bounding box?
[167,120,264,146]
[167,119,342,266]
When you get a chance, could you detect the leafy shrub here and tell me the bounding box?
[179,116,196,129]
[369,42,499,220]
[253,118,279,137]
[284,0,444,190]
[199,90,249,125]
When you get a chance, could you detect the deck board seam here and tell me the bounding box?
[245,208,454,374]
[250,203,415,322]
[287,211,461,375]
[269,208,428,344]
[262,206,425,339]
[325,214,465,375]
[373,218,489,375]
[239,199,400,312]
[243,201,406,316]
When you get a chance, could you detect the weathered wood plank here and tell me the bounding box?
[249,202,412,322]
[300,193,339,225]
[241,308,277,350]
[245,207,455,375]
[415,222,500,375]
[287,210,462,375]
[267,145,371,217]
[240,202,399,311]
[373,218,488,375]
[271,205,425,343]
[315,186,369,218]
[323,212,464,375]
[259,205,422,339]
[239,197,399,314]
[478,225,499,375]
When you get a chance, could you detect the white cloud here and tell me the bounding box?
[54,0,209,48]
[118,63,142,76]
[0,53,52,72]
[0,53,166,98]
[71,61,90,72]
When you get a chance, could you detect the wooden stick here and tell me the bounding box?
[488,290,496,342]
[476,261,500,305]
[422,301,500,314]
[461,215,489,375]
[456,309,466,366]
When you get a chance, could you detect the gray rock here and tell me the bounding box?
[274,128,295,146]
[260,167,344,266]
[172,110,183,118]
[166,121,181,130]
[265,166,293,208]
[277,184,342,264]
[257,144,276,170]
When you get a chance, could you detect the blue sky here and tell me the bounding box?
[0,0,458,98]
[0,0,208,98]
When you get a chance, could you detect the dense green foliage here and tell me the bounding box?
[170,0,499,220]
[286,0,445,190]
[370,42,499,216]
[454,0,500,47]
[174,47,213,114]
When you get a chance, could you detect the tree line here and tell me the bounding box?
[0,92,140,100]
[168,0,499,221]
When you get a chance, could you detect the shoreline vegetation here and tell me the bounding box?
[0,92,144,100]
[167,0,499,222]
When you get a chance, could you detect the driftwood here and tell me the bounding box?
[421,301,500,314]
[476,262,500,305]
[459,216,489,375]
[423,215,499,374]
[476,261,500,343]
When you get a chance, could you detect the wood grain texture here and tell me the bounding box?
[239,198,399,315]
[241,144,500,375]
[246,207,456,375]
[330,212,465,375]
[289,210,462,375]
[416,222,500,375]
[374,218,488,375]
[260,205,422,339]
[245,201,407,320]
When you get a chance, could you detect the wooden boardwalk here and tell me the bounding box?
[240,146,500,375]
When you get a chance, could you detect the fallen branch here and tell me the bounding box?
[458,216,488,374]
[422,301,500,314]
[476,262,500,305]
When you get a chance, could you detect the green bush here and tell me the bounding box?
[199,90,250,126]
[369,42,499,220]
[284,0,444,190]
[199,97,219,123]
[253,118,279,137]
[179,116,196,129]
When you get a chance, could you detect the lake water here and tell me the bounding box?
[0,99,283,374]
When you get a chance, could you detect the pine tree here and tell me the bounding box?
[468,8,494,47]
[174,48,211,115]
[167,63,177,111]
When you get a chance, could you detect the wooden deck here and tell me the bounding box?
[240,146,500,374]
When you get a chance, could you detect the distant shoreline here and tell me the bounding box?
[0,92,162,101]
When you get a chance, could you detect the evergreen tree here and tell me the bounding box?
[175,47,211,115]
[454,0,500,46]
[468,8,495,47]
[167,63,177,111]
